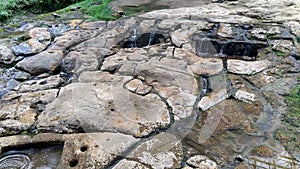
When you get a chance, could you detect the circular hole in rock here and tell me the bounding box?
[69,159,78,167]
[110,108,115,112]
[80,146,88,152]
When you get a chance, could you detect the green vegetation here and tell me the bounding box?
[274,78,300,158]
[0,0,82,21]
[60,0,117,20]
[274,50,285,57]
[0,0,119,22]
[283,79,300,127]
[274,126,300,150]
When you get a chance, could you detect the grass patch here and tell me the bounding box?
[58,0,117,20]
[283,79,300,127]
[0,0,83,21]
[274,127,300,151]
[274,79,300,157]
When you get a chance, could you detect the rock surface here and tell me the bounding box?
[227,59,271,75]
[0,0,300,168]
[37,72,170,137]
[128,133,183,169]
[186,155,217,169]
[16,50,64,75]
[12,28,51,56]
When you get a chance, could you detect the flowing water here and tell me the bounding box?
[0,143,64,169]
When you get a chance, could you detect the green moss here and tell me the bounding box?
[274,50,285,57]
[274,79,300,157]
[20,130,28,135]
[297,36,300,44]
[283,79,300,127]
[0,0,83,21]
[274,126,300,151]
[59,0,117,21]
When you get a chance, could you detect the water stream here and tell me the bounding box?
[0,143,63,169]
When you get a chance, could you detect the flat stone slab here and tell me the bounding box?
[128,133,183,169]
[227,59,271,75]
[0,133,139,169]
[37,72,170,137]
[16,50,64,75]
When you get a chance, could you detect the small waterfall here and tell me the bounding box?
[146,31,155,47]
[131,28,137,48]
[120,32,165,48]
[219,44,226,58]
[196,38,219,57]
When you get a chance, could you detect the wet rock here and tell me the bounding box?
[37,73,170,137]
[261,77,298,95]
[16,50,64,75]
[128,133,183,169]
[6,79,21,90]
[12,28,51,56]
[0,154,31,169]
[195,38,267,60]
[0,45,15,64]
[198,88,229,111]
[121,33,166,48]
[227,59,271,75]
[2,68,31,82]
[234,90,256,103]
[112,159,149,169]
[0,133,139,169]
[24,39,47,54]
[13,75,63,93]
[186,155,218,169]
[59,133,139,168]
[49,23,71,37]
